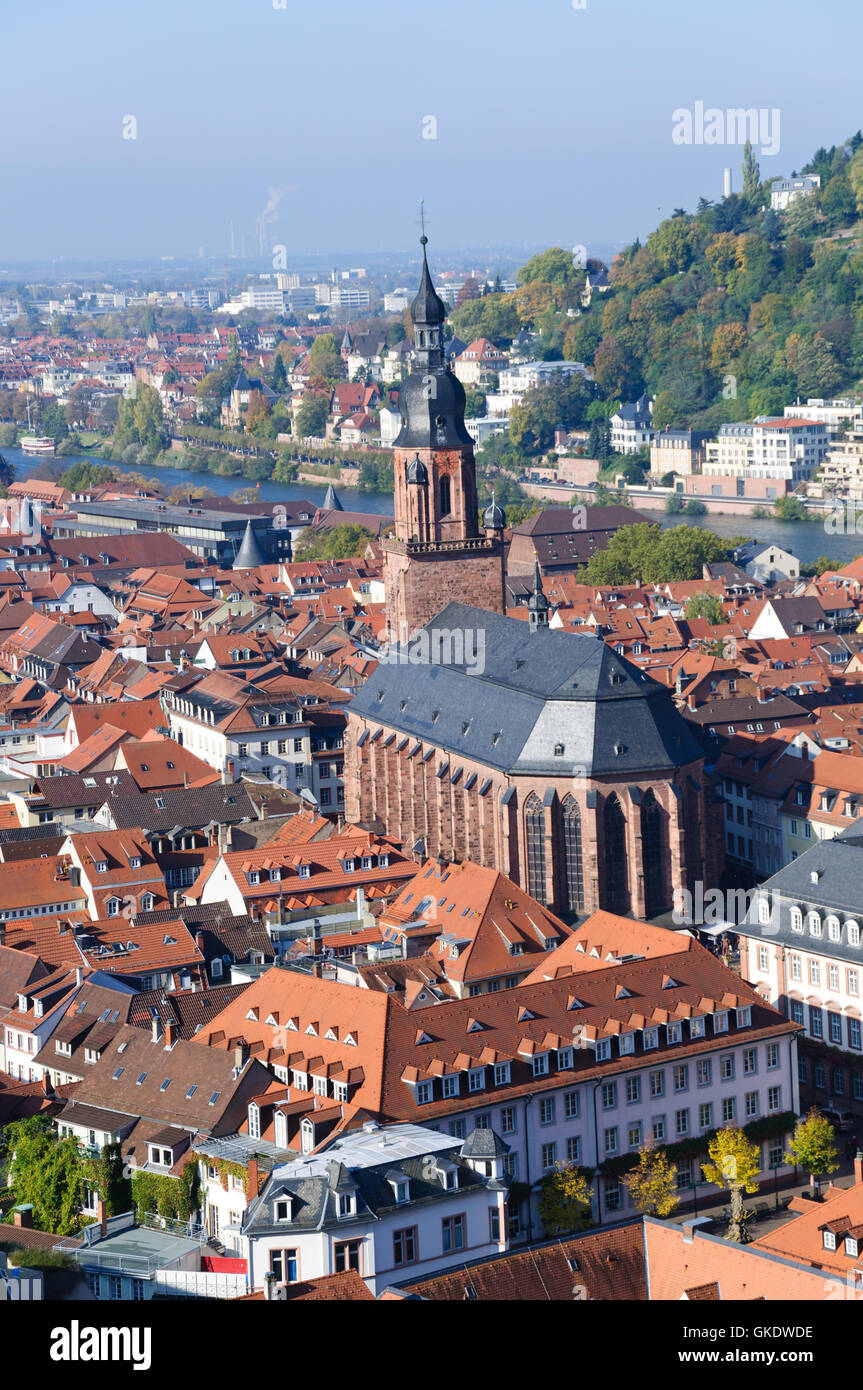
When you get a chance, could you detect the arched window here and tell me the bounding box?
[562,796,583,914]
[603,794,629,915]
[525,794,546,903]
[641,789,669,917]
[439,475,451,517]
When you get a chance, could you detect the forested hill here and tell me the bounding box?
[450,133,863,432]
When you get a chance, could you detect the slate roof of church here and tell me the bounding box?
[350,602,704,776]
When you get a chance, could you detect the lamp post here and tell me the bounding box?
[771,1158,781,1211]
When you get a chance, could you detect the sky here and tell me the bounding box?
[3,0,863,266]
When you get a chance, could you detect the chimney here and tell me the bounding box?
[96,1198,108,1239]
[0,920,5,948]
[855,1151,863,1186]
[247,1156,262,1196]
[152,1016,163,1043]
[195,931,205,952]
[183,770,190,789]
[312,962,323,979]
[164,1020,177,1049]
[234,1041,248,1071]
[12,1205,33,1229]
[687,693,697,711]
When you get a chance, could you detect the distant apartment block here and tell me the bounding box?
[703,418,830,483]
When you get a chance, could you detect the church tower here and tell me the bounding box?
[383,235,506,644]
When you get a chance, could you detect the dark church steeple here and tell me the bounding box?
[393,235,473,453]
[382,227,506,644]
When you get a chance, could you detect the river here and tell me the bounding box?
[5,445,860,566]
[3,446,396,516]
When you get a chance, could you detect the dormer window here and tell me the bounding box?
[846,1236,859,1258]
[690,1017,706,1039]
[619,1033,635,1055]
[436,1162,458,1191]
[55,1039,72,1057]
[556,1046,573,1069]
[298,864,311,879]
[342,858,356,873]
[823,1229,837,1251]
[666,1022,683,1045]
[248,1103,261,1139]
[735,1006,752,1028]
[148,1145,173,1168]
[275,1197,292,1223]
[532,1052,550,1076]
[249,871,261,885]
[713,1011,729,1034]
[467,1067,485,1093]
[378,854,389,868]
[643,1027,659,1050]
[96,861,108,873]
[129,856,141,870]
[390,1176,410,1205]
[338,1192,356,1219]
[595,1039,611,1062]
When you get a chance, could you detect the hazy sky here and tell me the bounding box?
[3,0,862,264]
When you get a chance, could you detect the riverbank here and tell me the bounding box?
[2,446,396,515]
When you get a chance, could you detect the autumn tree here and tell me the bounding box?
[785,1108,840,1197]
[702,1125,761,1243]
[622,1144,680,1216]
[537,1163,594,1235]
[244,389,271,433]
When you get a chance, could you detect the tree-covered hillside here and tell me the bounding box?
[452,133,863,435]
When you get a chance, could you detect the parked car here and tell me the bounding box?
[819,1106,855,1133]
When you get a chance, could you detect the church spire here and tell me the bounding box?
[528,559,550,631]
[394,232,472,453]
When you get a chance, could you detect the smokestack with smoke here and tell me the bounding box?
[257,187,284,256]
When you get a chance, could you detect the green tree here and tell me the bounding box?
[622,1144,680,1217]
[294,522,375,560]
[742,140,761,205]
[685,592,725,625]
[295,392,329,439]
[537,1163,594,1235]
[308,333,342,381]
[88,1142,132,1217]
[580,523,730,586]
[2,1116,83,1235]
[702,1125,761,1243]
[518,247,579,286]
[270,354,287,391]
[785,1108,840,1197]
[59,460,117,492]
